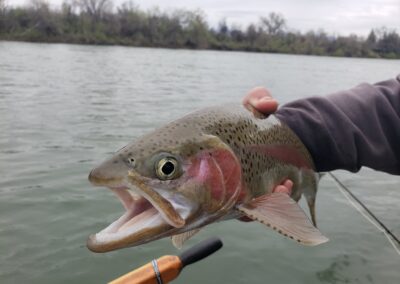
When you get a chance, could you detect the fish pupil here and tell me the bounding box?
[162,161,175,175]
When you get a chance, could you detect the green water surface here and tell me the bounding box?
[0,41,399,283]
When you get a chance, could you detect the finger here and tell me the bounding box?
[282,179,294,190]
[242,87,278,115]
[242,87,273,105]
[273,179,294,195]
[249,96,278,114]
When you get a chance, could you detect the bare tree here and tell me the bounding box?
[0,0,6,11]
[217,19,228,36]
[61,0,78,15]
[27,0,60,36]
[29,0,50,11]
[118,0,138,14]
[376,29,400,54]
[260,12,286,35]
[0,0,6,32]
[74,0,112,19]
[366,29,377,49]
[246,24,258,45]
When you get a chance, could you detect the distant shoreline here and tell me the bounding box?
[1,1,399,59]
[2,38,399,61]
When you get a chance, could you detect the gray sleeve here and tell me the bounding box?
[275,75,400,175]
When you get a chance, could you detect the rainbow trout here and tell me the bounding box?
[87,104,328,252]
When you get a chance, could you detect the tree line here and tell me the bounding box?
[0,0,399,59]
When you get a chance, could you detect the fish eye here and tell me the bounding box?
[155,157,179,180]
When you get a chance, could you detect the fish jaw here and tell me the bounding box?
[86,181,202,252]
[87,186,173,252]
[126,171,197,228]
[87,164,200,252]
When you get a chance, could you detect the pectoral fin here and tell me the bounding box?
[237,193,328,246]
[171,228,201,249]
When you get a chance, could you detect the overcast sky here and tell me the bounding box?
[7,0,400,36]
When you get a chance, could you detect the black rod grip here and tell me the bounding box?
[179,237,223,268]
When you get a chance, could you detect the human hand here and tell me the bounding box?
[242,87,278,117]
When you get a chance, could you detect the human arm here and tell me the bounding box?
[244,76,400,174]
[275,75,400,174]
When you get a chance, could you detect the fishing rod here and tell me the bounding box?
[109,237,223,284]
[329,172,400,254]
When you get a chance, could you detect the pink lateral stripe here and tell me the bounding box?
[247,144,312,169]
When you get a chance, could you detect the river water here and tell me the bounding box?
[0,41,399,283]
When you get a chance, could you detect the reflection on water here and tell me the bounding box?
[0,41,399,284]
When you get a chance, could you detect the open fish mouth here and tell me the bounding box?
[87,184,179,253]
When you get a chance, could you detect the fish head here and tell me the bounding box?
[87,121,243,252]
